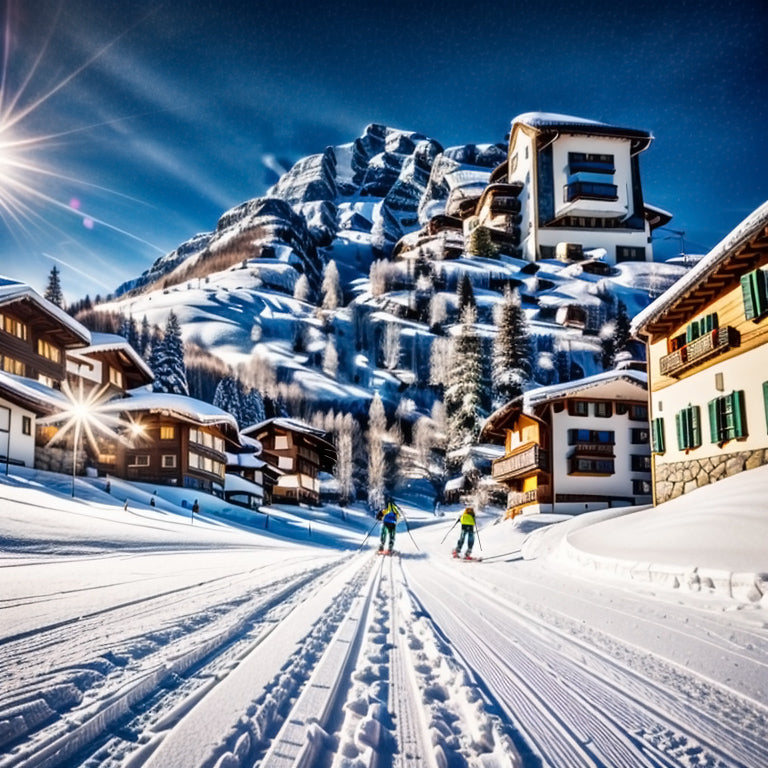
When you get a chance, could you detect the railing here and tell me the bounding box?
[570,442,615,457]
[489,197,521,214]
[506,486,552,515]
[659,326,739,377]
[492,444,548,481]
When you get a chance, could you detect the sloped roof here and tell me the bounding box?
[0,276,90,347]
[512,112,652,143]
[632,200,768,338]
[70,332,154,382]
[0,371,68,415]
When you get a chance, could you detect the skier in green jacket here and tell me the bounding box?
[452,506,476,559]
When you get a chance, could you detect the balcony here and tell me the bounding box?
[492,444,548,482]
[659,326,740,377]
[570,442,615,457]
[489,197,522,214]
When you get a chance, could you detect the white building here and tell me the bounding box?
[505,112,671,265]
[483,369,652,517]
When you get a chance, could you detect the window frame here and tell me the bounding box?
[675,405,702,450]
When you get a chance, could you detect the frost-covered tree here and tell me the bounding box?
[445,305,484,455]
[241,387,265,428]
[294,273,310,303]
[600,300,632,370]
[456,273,476,314]
[121,315,139,350]
[429,336,452,390]
[321,260,341,310]
[429,293,447,334]
[44,266,64,307]
[367,392,387,511]
[382,322,401,370]
[323,336,339,378]
[150,311,189,395]
[492,287,532,405]
[335,412,356,505]
[139,316,152,358]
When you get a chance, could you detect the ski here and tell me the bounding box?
[451,552,481,561]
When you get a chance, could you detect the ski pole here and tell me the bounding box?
[399,508,420,551]
[474,524,482,551]
[357,518,380,551]
[439,517,460,544]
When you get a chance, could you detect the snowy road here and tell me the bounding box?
[1,510,767,767]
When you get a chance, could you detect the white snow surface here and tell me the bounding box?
[1,465,766,768]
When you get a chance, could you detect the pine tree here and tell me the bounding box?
[294,273,311,303]
[321,260,341,310]
[213,376,242,422]
[613,300,632,361]
[138,316,152,358]
[467,225,498,259]
[44,266,64,307]
[492,287,532,405]
[382,322,401,370]
[445,305,484,457]
[150,311,189,395]
[367,392,387,512]
[456,273,476,314]
[323,336,339,377]
[241,387,266,428]
[335,412,355,505]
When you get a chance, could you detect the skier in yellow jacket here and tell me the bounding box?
[452,506,476,559]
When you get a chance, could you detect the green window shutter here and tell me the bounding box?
[685,320,699,344]
[675,412,684,450]
[691,406,701,448]
[763,381,768,432]
[702,313,718,333]
[732,390,747,438]
[708,399,719,443]
[742,273,757,319]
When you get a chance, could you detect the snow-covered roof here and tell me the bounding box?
[0,371,68,414]
[71,332,154,381]
[511,112,652,142]
[0,276,90,346]
[241,416,327,439]
[523,368,647,409]
[632,200,768,336]
[226,452,267,469]
[224,472,264,493]
[104,388,239,431]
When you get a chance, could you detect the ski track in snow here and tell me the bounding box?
[1,544,766,768]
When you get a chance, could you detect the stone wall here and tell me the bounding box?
[654,448,768,504]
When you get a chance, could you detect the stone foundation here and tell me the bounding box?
[654,448,768,504]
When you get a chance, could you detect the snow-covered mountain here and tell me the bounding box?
[95,123,687,420]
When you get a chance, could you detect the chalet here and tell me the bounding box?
[240,417,336,506]
[631,200,768,504]
[67,332,154,396]
[482,369,652,517]
[100,389,239,492]
[224,434,280,510]
[0,277,90,469]
[503,112,671,265]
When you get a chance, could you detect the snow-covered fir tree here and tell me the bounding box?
[138,316,152,358]
[456,273,476,314]
[467,225,498,259]
[44,266,64,307]
[321,260,341,310]
[367,392,387,512]
[323,336,339,377]
[213,376,242,423]
[334,412,356,506]
[382,322,401,370]
[492,287,532,405]
[293,273,310,303]
[240,387,265,428]
[150,311,189,396]
[445,305,484,458]
[121,315,139,351]
[600,300,632,369]
[429,292,447,334]
[429,336,452,390]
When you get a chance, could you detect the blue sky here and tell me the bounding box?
[1,0,766,301]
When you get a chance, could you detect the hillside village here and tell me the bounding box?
[2,112,768,522]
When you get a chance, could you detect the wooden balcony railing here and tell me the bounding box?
[492,444,548,481]
[659,326,739,377]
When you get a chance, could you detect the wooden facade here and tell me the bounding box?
[241,418,335,506]
[483,371,651,518]
[632,201,768,504]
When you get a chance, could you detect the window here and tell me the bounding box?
[22,416,32,435]
[741,268,768,320]
[3,316,28,340]
[567,429,614,445]
[129,455,150,467]
[616,246,646,263]
[275,435,290,449]
[568,400,589,417]
[631,427,650,444]
[708,391,747,443]
[160,426,176,440]
[2,356,24,375]
[37,339,61,363]
[565,181,618,203]
[629,404,648,421]
[631,454,652,472]
[161,454,177,468]
[568,152,615,174]
[764,381,768,432]
[278,456,293,470]
[569,457,614,475]
[594,402,612,418]
[675,405,701,450]
[109,366,123,387]
[651,417,665,453]
[633,479,652,495]
[685,312,718,344]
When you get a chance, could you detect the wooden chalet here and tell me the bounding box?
[482,370,652,518]
[632,200,768,504]
[240,417,336,506]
